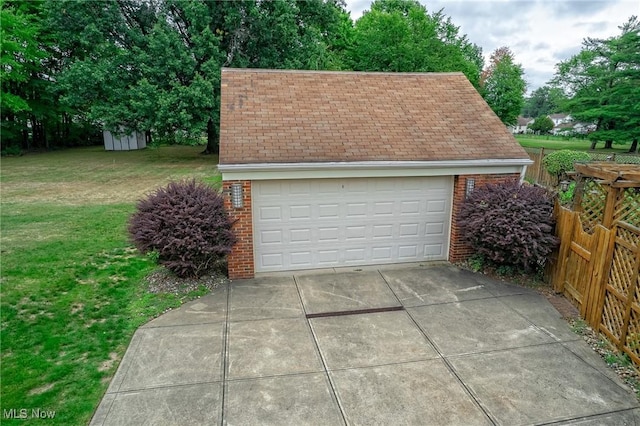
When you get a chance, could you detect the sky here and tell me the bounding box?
[344,0,639,93]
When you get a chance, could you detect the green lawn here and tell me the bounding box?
[1,145,219,425]
[516,135,635,153]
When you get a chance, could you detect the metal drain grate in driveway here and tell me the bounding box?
[305,306,404,319]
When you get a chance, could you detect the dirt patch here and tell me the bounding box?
[28,383,55,396]
[70,303,84,315]
[0,178,209,205]
[98,352,120,372]
[569,318,640,399]
[145,267,229,294]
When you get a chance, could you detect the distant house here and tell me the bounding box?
[552,122,575,135]
[510,116,534,134]
[572,122,597,134]
[552,120,597,136]
[548,113,572,126]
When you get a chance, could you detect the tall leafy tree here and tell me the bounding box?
[529,115,554,134]
[554,16,640,151]
[522,85,567,118]
[1,0,54,151]
[49,0,347,154]
[347,0,483,87]
[480,46,526,126]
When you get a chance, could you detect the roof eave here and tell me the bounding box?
[219,159,533,181]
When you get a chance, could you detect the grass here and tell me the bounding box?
[516,135,635,153]
[1,145,219,425]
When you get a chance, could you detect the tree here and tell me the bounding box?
[480,46,526,126]
[49,0,348,154]
[529,115,554,134]
[1,0,52,152]
[347,0,483,87]
[522,85,567,118]
[553,16,640,151]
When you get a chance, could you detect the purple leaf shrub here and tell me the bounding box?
[128,180,236,278]
[458,181,558,272]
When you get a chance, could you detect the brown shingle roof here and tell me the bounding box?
[219,69,528,165]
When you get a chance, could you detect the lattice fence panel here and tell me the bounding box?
[588,153,640,164]
[579,179,606,233]
[614,187,640,227]
[601,292,625,342]
[608,237,637,297]
[625,307,640,364]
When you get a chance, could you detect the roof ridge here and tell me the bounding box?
[221,68,465,77]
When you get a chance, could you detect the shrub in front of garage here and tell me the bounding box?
[129,179,236,278]
[458,181,558,273]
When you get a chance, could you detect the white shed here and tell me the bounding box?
[103,130,146,151]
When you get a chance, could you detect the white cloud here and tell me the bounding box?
[344,0,638,92]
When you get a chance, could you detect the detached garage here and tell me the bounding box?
[218,68,531,279]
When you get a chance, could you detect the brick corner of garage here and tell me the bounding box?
[223,179,256,279]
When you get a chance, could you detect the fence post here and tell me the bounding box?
[572,175,584,212]
[537,147,545,184]
[585,226,613,327]
[602,186,617,229]
[553,207,575,293]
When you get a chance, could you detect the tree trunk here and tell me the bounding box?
[604,140,613,150]
[629,138,639,153]
[201,117,219,155]
[590,140,597,150]
[145,130,152,146]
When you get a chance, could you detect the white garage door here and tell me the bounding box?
[253,177,452,272]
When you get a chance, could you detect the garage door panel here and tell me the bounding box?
[289,181,311,194]
[424,243,444,257]
[260,230,283,244]
[345,248,366,262]
[373,202,394,216]
[290,229,311,243]
[255,181,282,196]
[261,253,284,268]
[289,205,311,219]
[427,200,446,213]
[425,222,445,236]
[398,245,418,259]
[372,246,393,260]
[373,224,393,238]
[399,223,419,237]
[346,203,367,217]
[318,204,339,218]
[259,206,282,221]
[318,227,339,241]
[253,177,452,272]
[400,201,421,214]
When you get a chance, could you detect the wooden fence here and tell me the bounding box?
[549,164,640,367]
[524,147,556,187]
[524,147,640,189]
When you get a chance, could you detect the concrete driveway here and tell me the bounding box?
[91,264,639,425]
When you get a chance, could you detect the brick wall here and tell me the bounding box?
[222,180,254,279]
[449,173,521,263]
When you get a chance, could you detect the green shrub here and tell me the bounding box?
[542,149,591,180]
[128,180,236,278]
[458,181,559,273]
[559,181,576,206]
[1,144,22,156]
